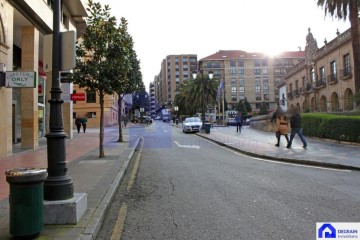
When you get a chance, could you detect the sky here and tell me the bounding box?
[96,0,350,91]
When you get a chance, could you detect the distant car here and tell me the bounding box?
[182,117,202,133]
[154,116,161,120]
[138,116,152,124]
[227,118,237,126]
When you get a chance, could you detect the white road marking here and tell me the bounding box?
[174,141,200,149]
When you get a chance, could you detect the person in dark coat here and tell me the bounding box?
[75,115,82,133]
[81,117,87,133]
[235,112,242,133]
[286,107,307,148]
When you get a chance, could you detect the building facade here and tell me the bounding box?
[72,86,120,128]
[286,28,356,112]
[154,54,198,110]
[0,0,87,158]
[200,50,305,112]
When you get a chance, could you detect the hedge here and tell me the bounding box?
[302,113,360,143]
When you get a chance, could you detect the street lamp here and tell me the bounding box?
[192,69,213,125]
[174,106,179,125]
[44,0,74,200]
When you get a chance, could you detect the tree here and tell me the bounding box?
[74,0,134,157]
[109,20,144,142]
[184,75,218,123]
[236,100,247,115]
[244,98,252,113]
[259,102,269,115]
[317,0,360,96]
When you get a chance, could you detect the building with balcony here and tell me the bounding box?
[285,28,355,112]
[154,54,198,110]
[200,50,305,111]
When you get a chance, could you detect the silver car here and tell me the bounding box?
[182,117,202,133]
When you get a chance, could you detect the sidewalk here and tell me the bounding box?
[0,126,140,240]
[196,125,360,170]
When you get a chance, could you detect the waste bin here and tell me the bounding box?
[204,123,211,134]
[6,168,47,238]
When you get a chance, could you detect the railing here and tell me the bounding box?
[340,66,352,79]
[327,73,338,84]
[287,92,293,100]
[302,83,313,93]
[314,77,326,89]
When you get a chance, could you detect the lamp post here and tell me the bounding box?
[192,69,213,125]
[44,0,74,200]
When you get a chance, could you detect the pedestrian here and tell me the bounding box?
[271,107,289,147]
[123,115,128,128]
[286,107,307,149]
[81,117,87,133]
[75,115,82,133]
[209,115,214,128]
[235,112,242,133]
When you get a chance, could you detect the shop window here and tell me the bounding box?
[86,90,96,103]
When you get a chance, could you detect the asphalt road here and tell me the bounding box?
[97,121,360,240]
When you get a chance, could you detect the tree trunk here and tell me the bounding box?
[118,95,123,142]
[350,0,360,97]
[99,91,105,158]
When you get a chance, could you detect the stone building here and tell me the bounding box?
[200,50,305,111]
[285,28,356,112]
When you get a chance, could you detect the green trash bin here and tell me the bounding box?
[204,123,211,134]
[6,168,47,238]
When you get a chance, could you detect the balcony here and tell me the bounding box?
[327,73,338,85]
[302,83,313,94]
[313,78,326,90]
[340,66,352,80]
[287,92,293,100]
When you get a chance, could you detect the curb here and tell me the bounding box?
[196,134,360,172]
[79,137,141,240]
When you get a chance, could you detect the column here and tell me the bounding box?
[20,26,39,149]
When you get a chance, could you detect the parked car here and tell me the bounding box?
[182,117,202,133]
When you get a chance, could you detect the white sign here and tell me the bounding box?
[61,82,73,102]
[5,71,37,88]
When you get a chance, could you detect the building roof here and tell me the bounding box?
[200,50,305,61]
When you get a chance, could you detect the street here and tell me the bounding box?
[97,121,360,240]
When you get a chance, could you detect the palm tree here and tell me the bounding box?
[317,0,360,95]
[185,75,218,123]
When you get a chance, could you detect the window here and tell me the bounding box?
[262,77,268,84]
[255,86,261,93]
[62,13,69,29]
[86,90,96,103]
[230,69,236,76]
[255,78,261,85]
[302,76,306,87]
[310,67,315,83]
[230,60,236,67]
[182,57,188,62]
[231,86,237,93]
[319,67,325,80]
[254,69,261,75]
[295,80,299,90]
[239,79,245,86]
[238,69,245,76]
[330,61,336,75]
[263,85,269,93]
[344,54,350,71]
[254,60,261,67]
[183,64,188,69]
[231,79,236,86]
[264,94,269,100]
[262,59,268,66]
[262,68,268,75]
[256,95,261,101]
[239,86,245,93]
[238,60,244,67]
